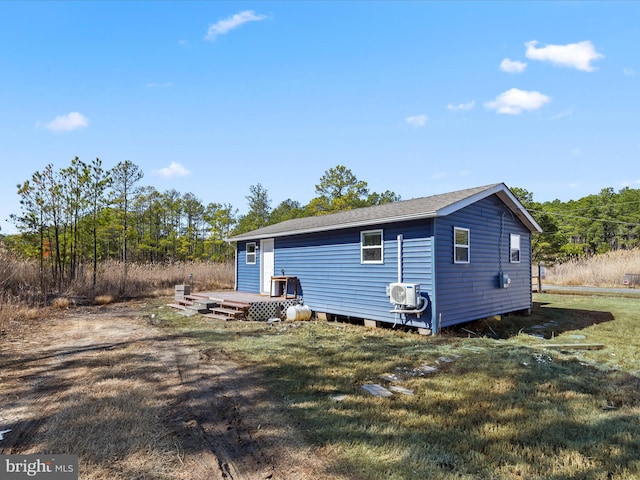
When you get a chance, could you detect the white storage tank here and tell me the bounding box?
[286,304,312,321]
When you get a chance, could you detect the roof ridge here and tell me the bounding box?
[226,182,541,241]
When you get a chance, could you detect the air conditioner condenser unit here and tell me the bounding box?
[389,282,420,308]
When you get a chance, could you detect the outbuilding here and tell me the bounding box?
[226,183,542,332]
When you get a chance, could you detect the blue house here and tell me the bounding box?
[226,183,542,332]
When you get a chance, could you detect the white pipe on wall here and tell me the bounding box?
[397,234,403,283]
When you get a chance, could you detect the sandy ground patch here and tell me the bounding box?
[0,301,331,479]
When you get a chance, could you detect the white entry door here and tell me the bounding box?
[260,238,275,295]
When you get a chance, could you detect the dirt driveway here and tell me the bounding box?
[0,301,331,479]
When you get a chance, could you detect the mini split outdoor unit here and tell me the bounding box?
[389,282,421,308]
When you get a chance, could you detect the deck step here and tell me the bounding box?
[210,307,245,319]
[185,293,211,301]
[186,304,212,314]
[174,297,193,306]
[192,300,218,309]
[218,300,251,310]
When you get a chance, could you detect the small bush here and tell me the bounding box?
[52,297,70,309]
[94,295,114,305]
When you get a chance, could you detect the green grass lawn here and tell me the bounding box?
[152,293,640,479]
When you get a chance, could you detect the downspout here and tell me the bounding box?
[432,221,438,335]
[397,234,403,283]
[234,243,238,292]
[391,234,404,328]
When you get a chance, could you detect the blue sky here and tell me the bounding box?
[1,1,638,234]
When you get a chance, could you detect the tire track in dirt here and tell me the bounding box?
[0,389,56,455]
[1,303,327,479]
[1,336,80,456]
[172,348,274,479]
[1,307,270,476]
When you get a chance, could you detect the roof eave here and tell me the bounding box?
[436,183,542,233]
[225,210,439,242]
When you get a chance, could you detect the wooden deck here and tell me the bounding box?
[168,289,301,321]
[191,291,282,304]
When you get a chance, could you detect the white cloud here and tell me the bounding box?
[405,114,428,127]
[447,100,475,111]
[485,88,551,115]
[431,172,447,180]
[623,68,636,76]
[500,58,527,73]
[570,147,581,157]
[42,112,89,132]
[525,40,603,72]
[205,10,267,41]
[156,162,190,179]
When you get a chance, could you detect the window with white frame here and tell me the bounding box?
[454,227,470,264]
[246,242,256,264]
[510,234,521,263]
[361,230,383,263]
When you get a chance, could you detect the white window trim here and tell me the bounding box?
[454,227,470,264]
[361,229,384,264]
[510,233,521,263]
[246,242,257,265]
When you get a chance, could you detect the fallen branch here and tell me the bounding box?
[540,343,605,350]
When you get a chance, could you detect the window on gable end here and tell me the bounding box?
[454,227,470,264]
[510,234,521,263]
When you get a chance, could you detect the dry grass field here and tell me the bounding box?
[157,293,640,479]
[3,293,637,479]
[545,248,640,287]
[1,251,639,479]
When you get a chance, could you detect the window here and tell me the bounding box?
[246,242,256,264]
[454,227,470,264]
[510,234,521,263]
[361,230,383,263]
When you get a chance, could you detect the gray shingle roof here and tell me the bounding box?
[226,183,541,241]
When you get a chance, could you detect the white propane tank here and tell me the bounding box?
[286,304,312,321]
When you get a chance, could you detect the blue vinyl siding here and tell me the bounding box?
[233,193,534,330]
[273,221,434,327]
[434,195,532,327]
[236,241,260,293]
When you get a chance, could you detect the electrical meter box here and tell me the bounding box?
[498,272,510,288]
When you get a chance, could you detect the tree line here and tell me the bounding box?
[512,186,640,263]
[3,157,639,294]
[3,159,398,292]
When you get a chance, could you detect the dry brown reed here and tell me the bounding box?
[0,251,48,303]
[545,248,640,287]
[73,260,234,298]
[0,252,234,336]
